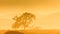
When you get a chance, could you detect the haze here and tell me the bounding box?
[0,0,60,30]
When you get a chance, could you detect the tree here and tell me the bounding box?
[12,12,35,32]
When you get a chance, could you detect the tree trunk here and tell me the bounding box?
[23,24,26,34]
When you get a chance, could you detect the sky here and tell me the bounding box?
[0,0,60,30]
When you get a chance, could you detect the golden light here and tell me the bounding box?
[0,0,60,30]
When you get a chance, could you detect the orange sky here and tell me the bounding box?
[0,0,60,30]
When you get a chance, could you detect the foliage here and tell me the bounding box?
[12,12,35,30]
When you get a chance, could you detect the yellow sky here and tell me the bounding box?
[0,0,60,30]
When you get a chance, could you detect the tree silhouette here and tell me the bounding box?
[12,12,35,32]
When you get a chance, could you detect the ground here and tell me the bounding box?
[0,29,60,34]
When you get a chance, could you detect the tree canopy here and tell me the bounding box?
[12,12,35,29]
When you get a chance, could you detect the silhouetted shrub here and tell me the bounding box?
[4,31,24,34]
